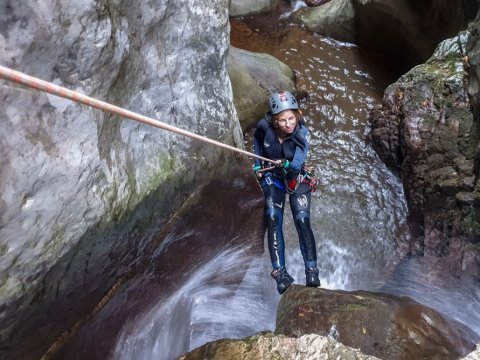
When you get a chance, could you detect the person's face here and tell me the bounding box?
[275,110,297,134]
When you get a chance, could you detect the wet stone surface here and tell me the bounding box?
[276,285,477,360]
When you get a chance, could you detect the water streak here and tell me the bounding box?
[111,246,277,360]
[378,257,480,339]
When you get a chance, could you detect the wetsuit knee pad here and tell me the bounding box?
[266,212,278,228]
[265,210,285,269]
[265,206,283,223]
[294,211,310,226]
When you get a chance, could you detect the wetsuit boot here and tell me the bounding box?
[305,267,320,287]
[271,267,294,294]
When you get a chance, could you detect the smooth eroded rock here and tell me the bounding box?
[228,46,296,131]
[276,285,476,360]
[0,0,243,358]
[229,0,273,17]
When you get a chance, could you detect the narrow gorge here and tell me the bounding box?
[1,1,479,359]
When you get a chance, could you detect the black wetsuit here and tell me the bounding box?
[253,113,318,270]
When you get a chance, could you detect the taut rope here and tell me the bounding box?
[0,64,276,164]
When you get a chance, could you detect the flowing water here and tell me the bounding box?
[73,4,480,359]
[111,247,277,360]
[231,3,411,290]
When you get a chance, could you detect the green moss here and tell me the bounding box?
[409,59,462,95]
[0,274,22,299]
[419,114,438,127]
[102,152,180,225]
[429,57,462,75]
[337,303,370,311]
[335,295,381,312]
[104,180,119,209]
[460,210,480,235]
[43,225,67,255]
[0,272,7,293]
[438,177,459,189]
[144,154,177,195]
[0,242,7,257]
[107,180,126,224]
[242,335,258,352]
[297,7,325,27]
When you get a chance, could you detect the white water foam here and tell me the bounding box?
[280,0,308,19]
[111,246,279,360]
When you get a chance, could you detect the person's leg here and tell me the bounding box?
[263,182,286,268]
[262,181,294,294]
[290,185,320,287]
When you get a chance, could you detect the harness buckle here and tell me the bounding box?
[301,165,319,192]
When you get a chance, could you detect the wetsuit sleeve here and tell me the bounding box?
[253,120,265,167]
[289,126,309,171]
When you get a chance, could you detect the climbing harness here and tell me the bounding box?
[281,165,319,194]
[298,165,319,192]
[0,64,278,165]
[259,164,319,194]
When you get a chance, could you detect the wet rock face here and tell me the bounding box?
[53,169,265,359]
[462,344,480,359]
[467,18,480,160]
[353,0,470,71]
[276,285,477,360]
[294,0,356,44]
[305,0,331,6]
[229,0,273,17]
[370,32,480,279]
[171,284,480,360]
[295,0,474,75]
[0,0,241,358]
[228,46,296,131]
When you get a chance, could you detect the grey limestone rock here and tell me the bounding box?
[0,0,244,357]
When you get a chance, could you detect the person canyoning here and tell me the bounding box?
[253,90,321,295]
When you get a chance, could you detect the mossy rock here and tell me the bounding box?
[228,47,296,131]
[293,0,355,43]
[276,285,476,360]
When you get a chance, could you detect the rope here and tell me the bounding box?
[0,64,277,164]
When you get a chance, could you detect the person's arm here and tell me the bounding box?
[289,126,309,172]
[253,120,266,168]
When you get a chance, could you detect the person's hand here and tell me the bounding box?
[275,159,290,169]
[252,164,263,179]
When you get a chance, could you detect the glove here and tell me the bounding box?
[275,159,290,169]
[252,164,263,179]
